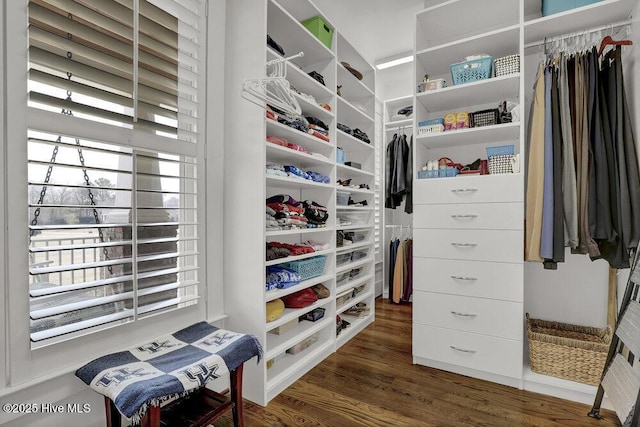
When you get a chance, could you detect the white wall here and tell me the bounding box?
[376,62,414,101]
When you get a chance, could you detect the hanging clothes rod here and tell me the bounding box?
[385,224,412,228]
[524,18,632,50]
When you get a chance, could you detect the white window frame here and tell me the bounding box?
[4,0,208,387]
[0,0,7,391]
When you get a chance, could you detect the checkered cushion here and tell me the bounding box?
[75,322,261,422]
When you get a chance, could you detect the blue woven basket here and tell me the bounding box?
[486,144,515,158]
[282,256,326,281]
[450,56,493,85]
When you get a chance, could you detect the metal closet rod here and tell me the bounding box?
[524,18,633,50]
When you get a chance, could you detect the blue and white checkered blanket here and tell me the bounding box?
[75,322,262,422]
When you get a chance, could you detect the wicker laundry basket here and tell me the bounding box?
[526,313,612,385]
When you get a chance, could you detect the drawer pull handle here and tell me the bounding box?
[450,242,478,247]
[450,275,477,281]
[450,311,478,318]
[451,214,478,219]
[450,346,477,354]
[451,188,478,193]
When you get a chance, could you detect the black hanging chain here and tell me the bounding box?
[29,37,113,274]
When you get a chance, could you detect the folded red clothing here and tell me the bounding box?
[266,202,304,215]
[309,130,330,142]
[268,241,315,256]
[267,135,288,147]
[287,143,309,154]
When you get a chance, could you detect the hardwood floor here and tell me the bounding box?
[218,299,621,426]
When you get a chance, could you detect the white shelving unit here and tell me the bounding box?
[412,0,525,390]
[224,0,376,406]
[410,0,637,406]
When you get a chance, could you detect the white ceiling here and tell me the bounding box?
[312,0,431,65]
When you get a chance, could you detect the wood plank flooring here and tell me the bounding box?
[217,299,621,426]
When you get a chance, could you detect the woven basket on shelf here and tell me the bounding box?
[526,313,612,386]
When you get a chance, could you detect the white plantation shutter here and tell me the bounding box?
[27,0,204,345]
[375,99,383,262]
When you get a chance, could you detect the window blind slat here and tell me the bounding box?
[30,291,134,319]
[137,295,199,315]
[30,275,135,297]
[30,257,133,275]
[30,310,134,342]
[138,251,198,263]
[30,239,133,253]
[137,280,199,297]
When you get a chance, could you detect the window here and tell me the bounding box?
[20,0,205,348]
[375,98,383,262]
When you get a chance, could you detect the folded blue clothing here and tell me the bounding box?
[306,171,330,183]
[284,165,311,180]
[266,265,301,289]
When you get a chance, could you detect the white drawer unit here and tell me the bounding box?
[413,202,524,230]
[413,258,523,302]
[413,324,522,379]
[413,291,523,340]
[413,174,524,205]
[413,229,523,263]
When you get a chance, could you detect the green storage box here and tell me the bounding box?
[301,16,334,49]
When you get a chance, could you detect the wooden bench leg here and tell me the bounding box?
[230,364,244,427]
[105,397,121,427]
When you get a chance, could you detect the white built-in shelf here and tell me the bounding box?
[337,96,374,127]
[266,142,333,167]
[417,122,520,149]
[266,227,333,237]
[335,186,374,196]
[337,273,374,296]
[416,74,520,113]
[336,223,374,231]
[266,119,333,155]
[337,257,374,274]
[283,60,334,101]
[266,338,334,389]
[336,163,374,178]
[522,365,608,407]
[266,174,334,191]
[415,0,518,51]
[337,129,374,152]
[416,26,520,79]
[336,206,374,212]
[385,118,413,129]
[524,0,637,44]
[266,297,330,330]
[266,316,333,360]
[267,0,334,69]
[336,32,375,93]
[337,289,374,313]
[294,93,335,122]
[337,62,374,101]
[336,240,372,254]
[265,249,333,267]
[336,312,374,348]
[265,273,334,302]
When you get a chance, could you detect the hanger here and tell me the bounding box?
[598,25,632,56]
[241,52,305,116]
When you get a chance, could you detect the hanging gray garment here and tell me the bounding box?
[404,135,413,214]
[559,54,578,248]
[587,48,614,244]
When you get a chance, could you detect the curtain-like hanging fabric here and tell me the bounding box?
[526,44,640,269]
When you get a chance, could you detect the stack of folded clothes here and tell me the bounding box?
[266,194,308,230]
[306,117,329,142]
[303,200,329,228]
[266,265,301,291]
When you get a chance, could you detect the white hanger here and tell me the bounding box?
[241,52,304,116]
